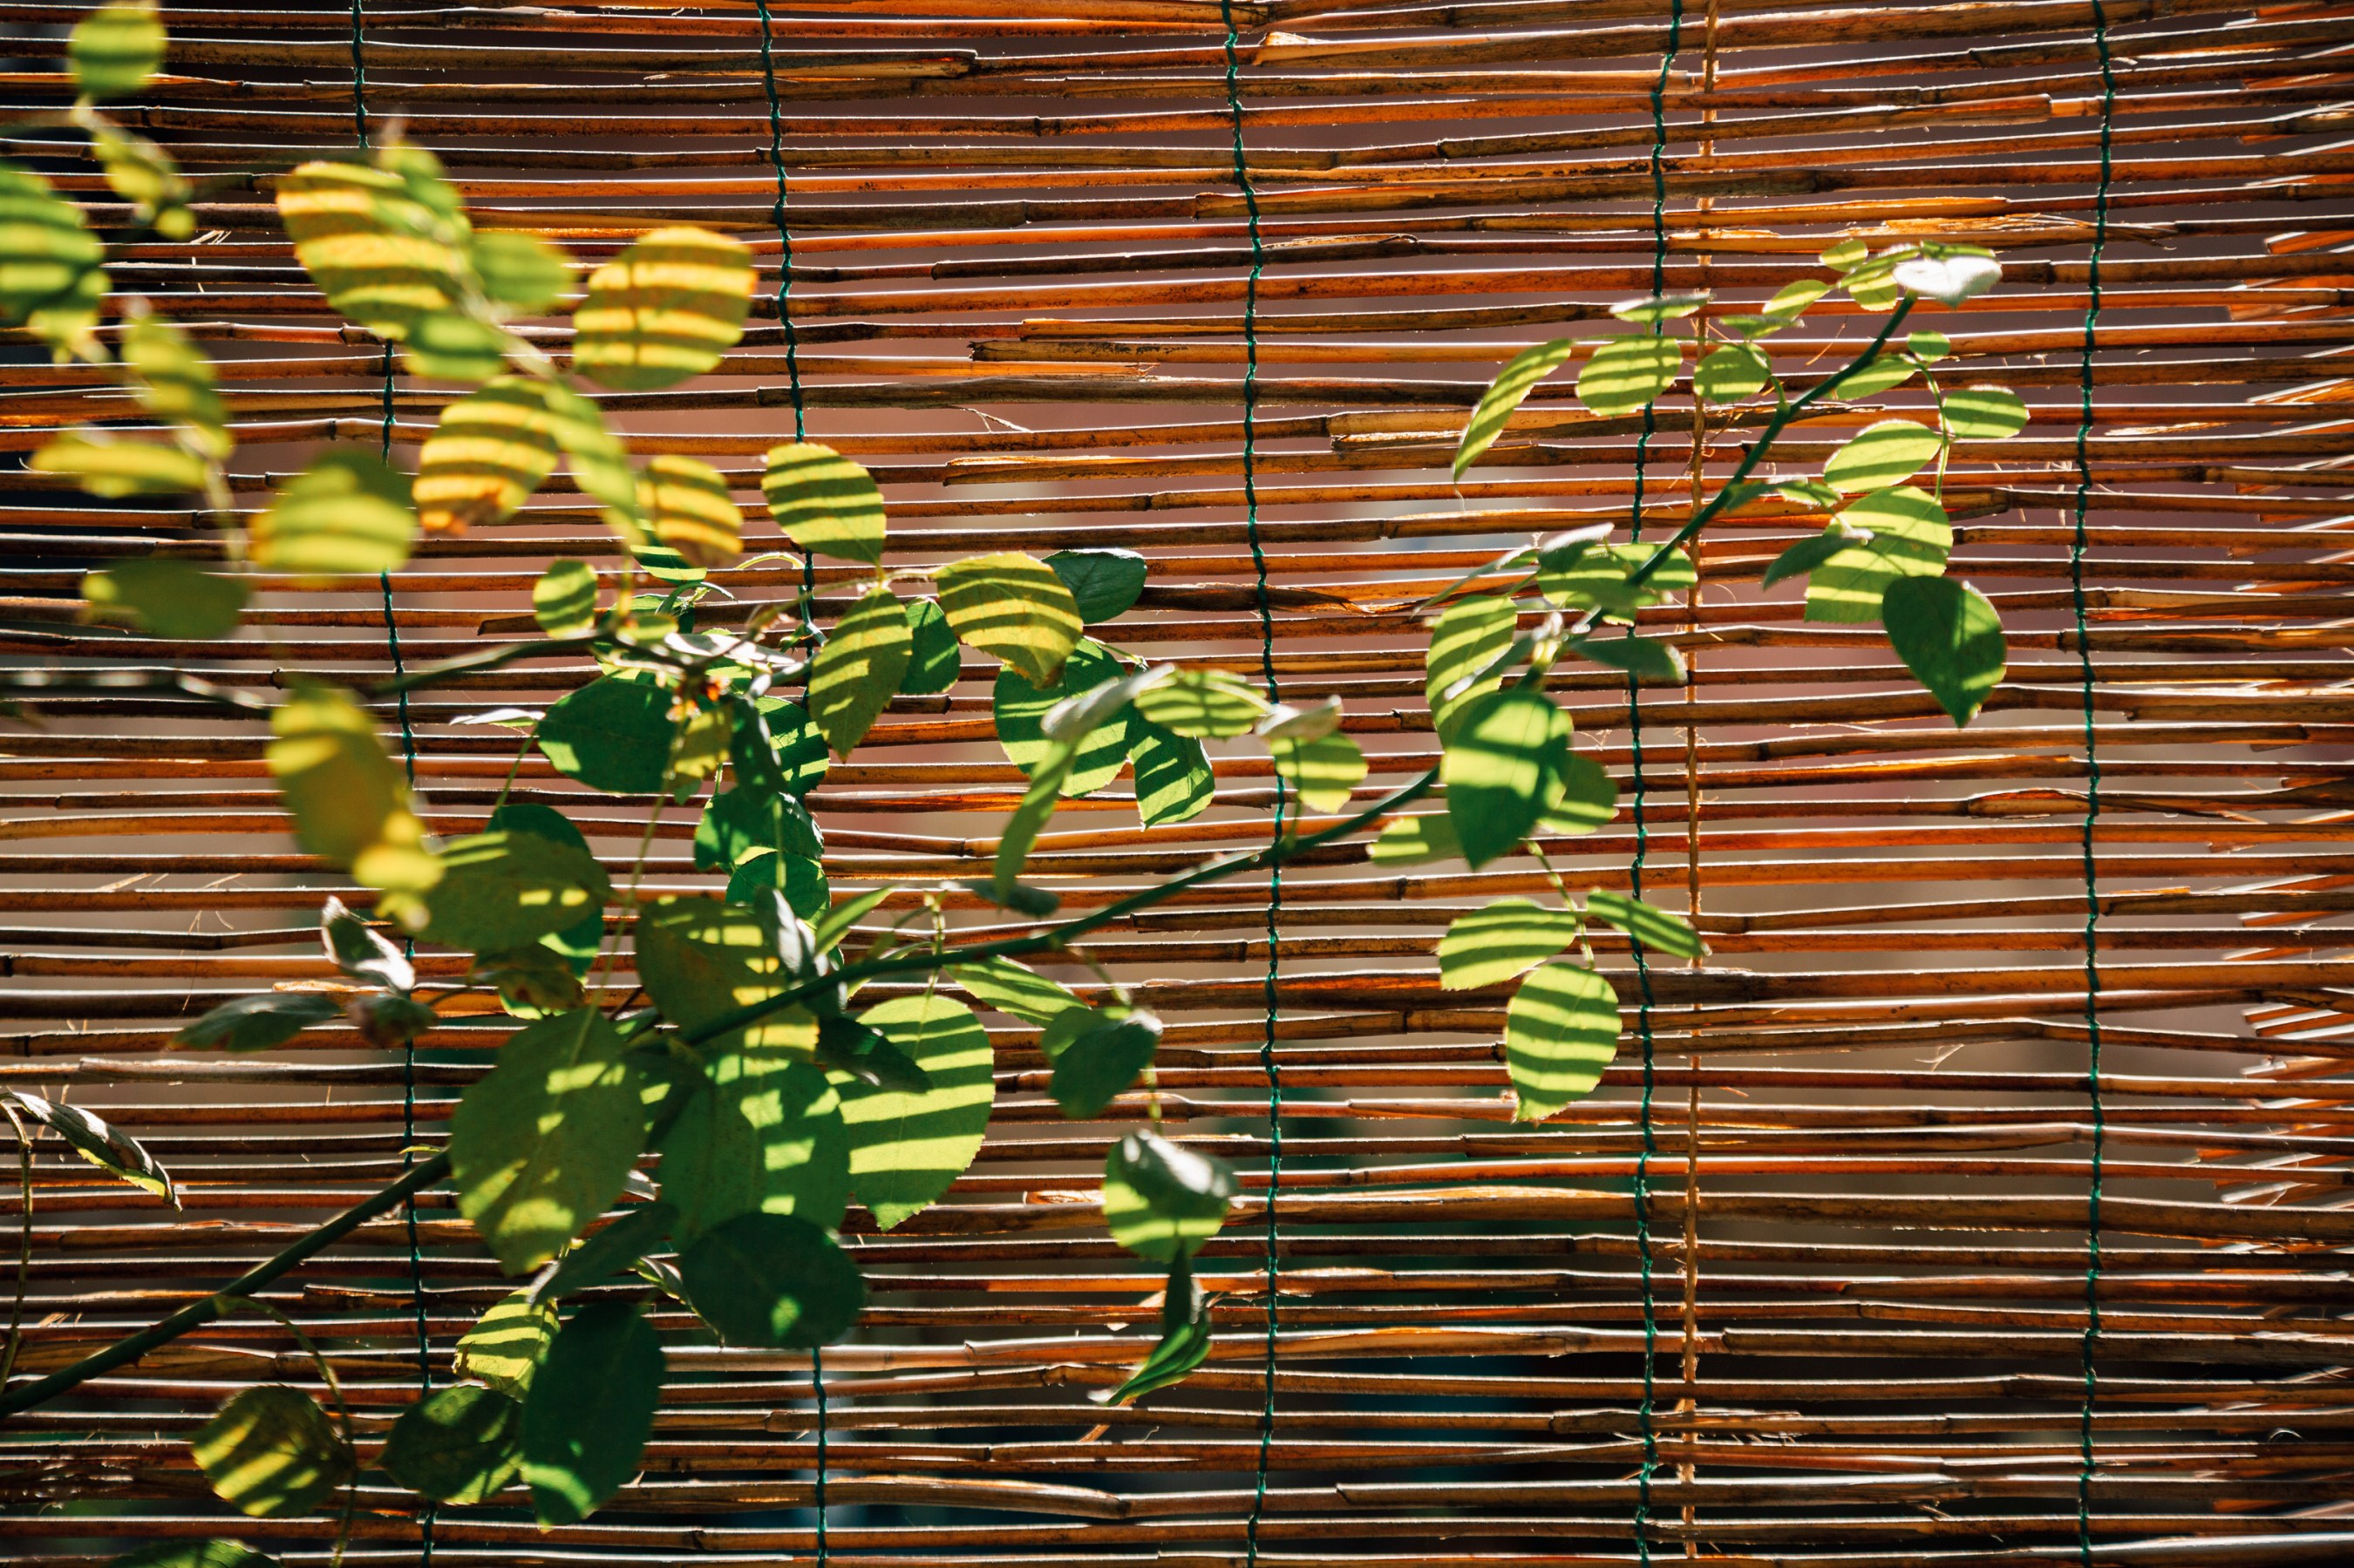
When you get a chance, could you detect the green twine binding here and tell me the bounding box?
[350,5,432,1563]
[1216,6,1284,1564]
[1626,5,1681,1560]
[2074,2,2116,1560]
[749,7,827,1558]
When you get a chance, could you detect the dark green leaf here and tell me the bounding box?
[726,849,829,922]
[382,1383,523,1505]
[1437,899,1582,991]
[1569,632,1685,683]
[571,226,753,390]
[105,1543,275,1568]
[814,1014,933,1093]
[320,893,412,990]
[935,551,1084,689]
[1585,890,1707,959]
[473,943,588,1017]
[994,639,1130,798]
[1102,1128,1234,1264]
[69,1,164,100]
[539,675,677,795]
[901,596,962,693]
[421,829,610,954]
[1095,1259,1214,1407]
[533,1202,677,1304]
[1045,546,1150,623]
[2,1087,176,1204]
[449,1008,645,1273]
[192,1386,353,1518]
[1882,574,2006,727]
[762,441,885,564]
[810,587,911,757]
[1455,338,1577,477]
[696,785,822,871]
[678,1211,864,1348]
[960,877,1063,918]
[486,802,602,971]
[452,1289,557,1396]
[1761,526,1863,589]
[949,955,1082,1027]
[812,887,892,954]
[992,736,1077,896]
[1440,689,1570,868]
[752,696,829,798]
[520,1300,663,1525]
[350,991,439,1050]
[659,1054,849,1245]
[837,994,994,1230]
[173,991,341,1053]
[1504,963,1621,1122]
[251,447,416,578]
[1049,1009,1162,1119]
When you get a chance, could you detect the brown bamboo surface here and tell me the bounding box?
[3,0,2353,1563]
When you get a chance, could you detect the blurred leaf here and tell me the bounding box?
[1505,962,1620,1122]
[1908,329,1953,362]
[761,442,885,565]
[1883,574,2005,727]
[1805,485,1949,624]
[0,162,107,358]
[520,1300,662,1526]
[641,452,742,568]
[415,376,560,533]
[809,587,911,757]
[173,991,341,1053]
[2,1087,175,1204]
[1576,335,1679,416]
[191,1386,353,1518]
[1721,277,1823,338]
[449,1008,643,1273]
[994,639,1129,798]
[405,310,514,384]
[104,1543,276,1568]
[1455,338,1576,477]
[1269,730,1363,814]
[419,829,609,953]
[1441,689,1569,868]
[573,225,752,390]
[1823,419,1944,492]
[124,316,227,453]
[1102,1129,1234,1264]
[900,597,961,694]
[1369,812,1460,866]
[1096,1259,1212,1407]
[836,993,993,1231]
[276,158,472,341]
[533,559,599,635]
[471,229,571,314]
[82,557,245,640]
[1131,667,1265,737]
[92,123,194,240]
[322,893,412,990]
[452,1290,556,1396]
[1044,546,1148,622]
[1438,899,1582,991]
[1694,341,1771,404]
[1942,384,2028,441]
[538,380,643,535]
[635,895,817,1055]
[1893,251,2002,304]
[267,686,429,875]
[1569,632,1684,683]
[935,552,1083,689]
[1050,1008,1162,1119]
[251,447,416,576]
[69,0,164,99]
[678,1210,863,1348]
[949,955,1081,1027]
[538,675,677,795]
[382,1383,523,1505]
[531,1202,677,1304]
[1128,716,1213,827]
[1586,890,1707,959]
[33,431,208,496]
[350,991,439,1050]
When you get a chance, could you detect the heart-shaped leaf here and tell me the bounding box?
[1504,962,1621,1122]
[1882,574,2006,727]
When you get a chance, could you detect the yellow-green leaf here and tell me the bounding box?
[1270,730,1364,813]
[82,557,245,640]
[935,552,1083,689]
[1585,890,1706,959]
[1132,667,1266,737]
[1804,485,1949,624]
[572,226,752,390]
[1823,418,1944,492]
[837,992,995,1231]
[762,442,885,565]
[640,453,742,568]
[267,686,430,876]
[0,162,107,360]
[1425,594,1514,739]
[415,377,559,533]
[1439,899,1582,991]
[1505,962,1620,1122]
[191,1386,354,1519]
[250,447,415,576]
[70,0,164,100]
[276,159,472,341]
[1455,337,1576,478]
[1575,335,1680,416]
[809,587,912,757]
[452,1289,558,1396]
[32,430,209,496]
[1942,384,2028,441]
[533,559,598,636]
[1370,811,1461,866]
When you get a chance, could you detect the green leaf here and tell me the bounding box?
[1438,899,1582,991]
[415,376,561,533]
[751,696,830,798]
[1908,329,1953,363]
[837,993,994,1230]
[634,896,817,1054]
[1440,689,1569,868]
[813,1015,933,1092]
[641,452,743,568]
[1610,292,1707,323]
[538,675,677,795]
[449,1008,644,1273]
[949,955,1082,1027]
[1694,342,1771,404]
[1270,730,1364,814]
[935,552,1085,689]
[69,0,164,99]
[520,1300,663,1526]
[992,735,1076,895]
[382,1383,523,1505]
[813,887,892,955]
[1045,547,1149,623]
[324,893,413,985]
[1820,239,1869,271]
[678,1211,864,1348]
[1425,594,1514,739]
[1805,485,1950,624]
[82,558,245,640]
[1505,963,1621,1122]
[1131,667,1267,738]
[1942,384,2029,440]
[1882,574,2006,727]
[762,442,886,564]
[901,597,961,693]
[1570,632,1684,683]
[1050,1009,1162,1118]
[1825,354,1916,400]
[1720,278,1824,338]
[105,1543,275,1568]
[533,1202,677,1304]
[1540,751,1619,835]
[472,229,572,314]
[1103,1130,1233,1264]
[405,311,514,384]
[1370,812,1461,865]
[420,829,609,953]
[124,316,228,455]
[32,431,209,497]
[660,1055,849,1244]
[0,162,107,358]
[572,226,753,390]
[1097,1260,1214,1407]
[173,991,341,1053]
[486,802,604,972]
[1586,890,1707,959]
[192,1386,353,1519]
[474,942,588,1018]
[539,380,643,536]
[2,1087,176,1204]
[1822,419,1945,492]
[252,447,416,577]
[267,687,429,881]
[1576,335,1680,416]
[1535,540,1695,618]
[1455,338,1577,477]
[1761,526,1864,590]
[276,158,472,342]
[696,786,822,871]
[1128,716,1214,826]
[727,850,829,922]
[452,1290,556,1396]
[994,639,1130,797]
[533,559,599,636]
[810,587,913,757]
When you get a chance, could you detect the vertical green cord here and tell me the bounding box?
[751,5,825,1557]
[1217,6,1283,1564]
[2074,4,2115,1561]
[1626,6,1680,1560]
[350,7,431,1564]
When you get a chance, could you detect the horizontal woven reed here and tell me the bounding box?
[3,0,2352,1564]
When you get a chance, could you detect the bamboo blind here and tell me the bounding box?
[4,0,2353,1563]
